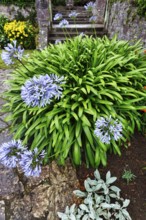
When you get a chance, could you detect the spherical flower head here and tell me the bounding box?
[21,74,65,107]
[94,116,123,144]
[54,13,63,21]
[19,148,45,177]
[55,39,62,44]
[84,1,96,12]
[1,40,24,65]
[89,15,97,23]
[68,11,79,19]
[79,32,86,37]
[59,19,69,28]
[0,140,26,168]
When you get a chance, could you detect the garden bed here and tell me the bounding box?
[76,131,146,220]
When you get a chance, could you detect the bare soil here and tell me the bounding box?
[76,131,146,220]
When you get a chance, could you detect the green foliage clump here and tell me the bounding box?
[52,0,66,6]
[122,169,136,184]
[4,20,37,49]
[3,36,146,167]
[58,170,132,220]
[0,0,35,7]
[134,0,146,17]
[0,15,9,49]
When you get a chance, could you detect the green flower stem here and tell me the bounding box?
[17,58,31,73]
[63,27,70,39]
[73,18,78,35]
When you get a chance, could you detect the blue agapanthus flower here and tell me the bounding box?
[84,1,96,11]
[0,140,26,168]
[21,74,64,107]
[55,39,62,44]
[94,116,123,144]
[1,40,24,65]
[59,19,69,28]
[68,11,79,19]
[54,13,63,21]
[89,15,97,23]
[19,148,45,177]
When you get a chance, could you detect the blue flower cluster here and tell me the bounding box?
[55,39,62,44]
[68,11,79,19]
[19,148,45,177]
[89,15,98,23]
[94,116,123,144]
[59,19,69,28]
[84,1,96,11]
[21,74,64,107]
[54,13,63,21]
[53,1,96,42]
[0,140,45,177]
[1,40,24,65]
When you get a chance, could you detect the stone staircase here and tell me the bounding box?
[48,5,107,43]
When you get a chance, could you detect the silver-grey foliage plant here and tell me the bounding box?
[57,170,131,220]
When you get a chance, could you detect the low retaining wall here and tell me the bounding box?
[0,4,35,20]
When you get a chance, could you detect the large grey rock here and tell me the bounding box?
[0,201,5,220]
[0,165,24,200]
[8,160,78,220]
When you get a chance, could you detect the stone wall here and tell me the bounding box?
[108,1,146,47]
[35,0,50,49]
[0,4,35,20]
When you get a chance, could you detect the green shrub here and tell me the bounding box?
[0,0,35,7]
[0,15,9,49]
[3,36,146,167]
[4,20,37,49]
[58,170,131,220]
[52,0,66,6]
[122,169,136,184]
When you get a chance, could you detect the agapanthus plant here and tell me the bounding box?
[19,148,45,177]
[89,15,97,23]
[55,39,62,44]
[0,140,45,177]
[94,116,123,144]
[84,1,96,11]
[54,13,63,21]
[2,36,146,168]
[0,140,26,168]
[21,74,64,107]
[1,40,24,65]
[59,19,69,28]
[68,11,79,19]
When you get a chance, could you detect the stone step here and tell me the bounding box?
[53,14,92,19]
[49,3,107,45]
[53,10,92,15]
[52,12,92,20]
[48,32,107,44]
[52,6,87,11]
[49,30,107,37]
[53,20,93,25]
[52,23,104,31]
